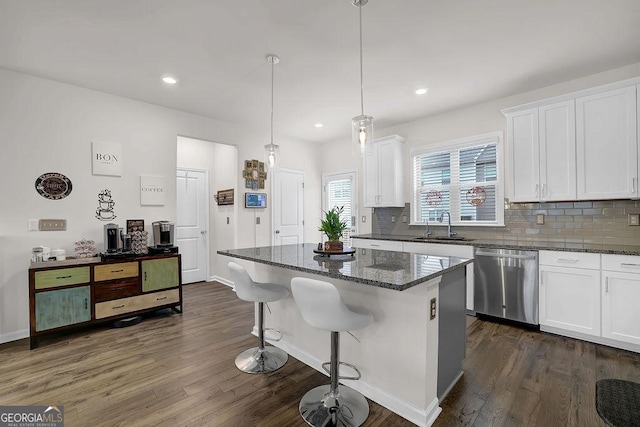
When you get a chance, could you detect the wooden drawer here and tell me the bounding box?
[34,266,90,289]
[94,262,139,282]
[95,289,179,319]
[94,278,140,303]
[539,250,600,270]
[602,254,640,272]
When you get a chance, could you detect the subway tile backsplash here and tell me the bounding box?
[371,200,640,246]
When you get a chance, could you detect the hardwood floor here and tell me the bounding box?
[1,282,639,426]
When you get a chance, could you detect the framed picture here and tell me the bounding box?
[242,170,250,179]
[140,176,166,206]
[245,192,267,208]
[127,219,144,233]
[258,171,267,180]
[252,160,259,169]
[258,179,265,189]
[92,142,122,176]
[252,180,258,190]
[244,160,253,170]
[245,178,252,188]
[216,189,234,205]
[258,162,265,172]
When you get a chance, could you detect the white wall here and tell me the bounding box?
[0,68,321,343]
[320,62,640,233]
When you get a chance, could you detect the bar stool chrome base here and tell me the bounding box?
[235,345,288,374]
[299,384,369,427]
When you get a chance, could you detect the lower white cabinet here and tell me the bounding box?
[539,263,601,337]
[601,255,640,346]
[539,251,640,352]
[350,238,403,252]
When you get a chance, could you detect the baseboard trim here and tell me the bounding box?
[211,275,233,288]
[0,329,29,345]
[540,326,640,353]
[263,332,440,426]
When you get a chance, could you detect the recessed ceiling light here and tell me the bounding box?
[415,88,428,95]
[162,75,178,84]
[314,123,324,128]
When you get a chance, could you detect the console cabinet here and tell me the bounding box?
[29,254,182,349]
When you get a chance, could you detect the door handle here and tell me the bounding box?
[275,230,280,234]
[200,230,207,235]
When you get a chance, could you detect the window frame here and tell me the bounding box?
[410,131,504,227]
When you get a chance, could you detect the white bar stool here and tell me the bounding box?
[228,261,289,374]
[291,277,374,427]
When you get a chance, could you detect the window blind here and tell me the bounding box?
[326,177,353,246]
[412,134,502,226]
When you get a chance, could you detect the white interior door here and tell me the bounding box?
[176,169,209,283]
[322,171,357,247]
[274,169,304,245]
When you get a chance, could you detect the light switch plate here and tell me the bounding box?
[39,219,67,231]
[402,215,408,223]
[391,216,396,223]
[28,219,39,231]
[628,214,640,226]
[536,214,545,225]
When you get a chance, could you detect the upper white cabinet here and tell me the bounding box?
[506,101,576,202]
[363,135,405,207]
[504,78,640,202]
[576,86,638,200]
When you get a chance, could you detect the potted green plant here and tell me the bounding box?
[319,206,348,251]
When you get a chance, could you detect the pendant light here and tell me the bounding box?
[264,54,280,171]
[352,0,373,157]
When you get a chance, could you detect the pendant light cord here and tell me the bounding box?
[270,58,274,146]
[359,4,364,116]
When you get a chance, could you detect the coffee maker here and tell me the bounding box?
[104,223,120,253]
[150,221,178,255]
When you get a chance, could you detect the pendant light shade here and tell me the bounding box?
[352,0,373,157]
[264,54,280,171]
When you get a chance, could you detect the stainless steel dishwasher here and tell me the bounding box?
[474,247,539,325]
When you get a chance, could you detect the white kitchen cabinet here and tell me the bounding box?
[403,242,474,311]
[363,134,405,207]
[576,86,638,200]
[350,238,403,251]
[601,254,640,346]
[505,100,576,202]
[539,251,601,337]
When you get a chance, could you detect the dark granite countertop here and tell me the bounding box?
[218,243,471,291]
[353,234,640,256]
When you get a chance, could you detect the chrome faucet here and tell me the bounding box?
[439,211,456,238]
[424,217,432,238]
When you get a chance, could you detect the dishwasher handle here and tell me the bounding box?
[475,251,537,260]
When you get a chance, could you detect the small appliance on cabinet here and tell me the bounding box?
[150,221,178,255]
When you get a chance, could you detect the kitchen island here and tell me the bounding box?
[218,243,472,426]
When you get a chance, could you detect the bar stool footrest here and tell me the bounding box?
[321,361,362,380]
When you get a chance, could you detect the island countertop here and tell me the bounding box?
[218,243,471,291]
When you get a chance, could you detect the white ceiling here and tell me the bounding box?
[1,0,640,144]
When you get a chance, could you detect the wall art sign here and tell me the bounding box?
[35,172,73,200]
[215,189,234,205]
[466,186,487,206]
[92,142,122,176]
[140,176,166,206]
[95,189,117,221]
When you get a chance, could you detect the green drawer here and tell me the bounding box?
[34,266,90,289]
[35,286,91,331]
[142,257,179,292]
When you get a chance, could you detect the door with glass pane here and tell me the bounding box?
[322,172,357,247]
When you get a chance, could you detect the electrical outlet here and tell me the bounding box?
[402,215,408,223]
[256,217,260,225]
[391,216,396,223]
[39,219,66,231]
[226,217,230,225]
[628,214,640,226]
[536,214,545,225]
[361,216,366,223]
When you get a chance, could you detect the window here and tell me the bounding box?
[323,172,357,246]
[411,132,503,226]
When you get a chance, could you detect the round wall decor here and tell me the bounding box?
[35,172,73,200]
